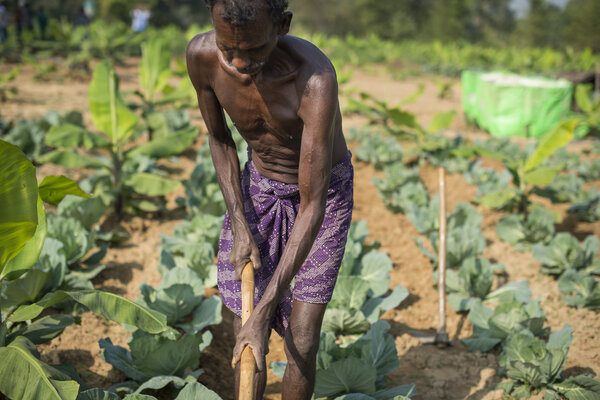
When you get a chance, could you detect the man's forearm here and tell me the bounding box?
[253,202,326,318]
[208,134,250,235]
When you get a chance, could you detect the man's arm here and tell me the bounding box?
[231,67,339,369]
[186,36,261,276]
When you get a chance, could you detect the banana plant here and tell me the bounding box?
[0,140,167,400]
[456,118,579,213]
[129,37,197,140]
[0,66,20,102]
[38,61,196,217]
[573,84,600,138]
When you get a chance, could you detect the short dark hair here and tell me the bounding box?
[204,0,288,26]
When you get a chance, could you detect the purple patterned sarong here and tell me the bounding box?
[217,151,354,337]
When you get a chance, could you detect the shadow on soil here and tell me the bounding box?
[387,319,501,400]
[93,262,143,286]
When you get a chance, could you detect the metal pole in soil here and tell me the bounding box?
[239,262,256,400]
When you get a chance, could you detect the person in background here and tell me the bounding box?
[15,0,31,42]
[131,4,151,33]
[0,0,8,45]
[74,6,90,27]
[35,6,47,39]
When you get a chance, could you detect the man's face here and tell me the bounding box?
[213,4,279,76]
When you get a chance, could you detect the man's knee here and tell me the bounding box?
[284,324,320,370]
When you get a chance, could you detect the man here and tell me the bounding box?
[131,4,151,33]
[186,1,353,398]
[0,1,7,45]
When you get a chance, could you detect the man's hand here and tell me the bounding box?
[231,313,270,371]
[230,229,262,281]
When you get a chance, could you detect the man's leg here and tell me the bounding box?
[282,301,328,400]
[232,315,268,400]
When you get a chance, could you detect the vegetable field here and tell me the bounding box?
[2,33,600,400]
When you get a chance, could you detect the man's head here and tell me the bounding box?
[209,0,292,76]
[205,0,288,26]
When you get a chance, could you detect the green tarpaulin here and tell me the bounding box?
[462,71,573,139]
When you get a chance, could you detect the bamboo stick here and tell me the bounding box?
[438,168,447,338]
[239,261,255,400]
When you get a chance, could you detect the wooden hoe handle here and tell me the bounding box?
[239,261,256,400]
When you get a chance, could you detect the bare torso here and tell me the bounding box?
[189,31,348,184]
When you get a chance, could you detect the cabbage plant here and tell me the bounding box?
[533,173,596,204]
[496,324,600,399]
[532,233,600,276]
[100,327,211,383]
[461,299,547,353]
[373,165,429,214]
[575,159,600,181]
[322,221,408,338]
[78,382,223,400]
[557,270,600,310]
[136,266,222,334]
[568,196,600,223]
[496,206,556,251]
[271,321,417,400]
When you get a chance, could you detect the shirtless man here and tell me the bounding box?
[186,1,353,398]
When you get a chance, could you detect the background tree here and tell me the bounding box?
[562,0,600,51]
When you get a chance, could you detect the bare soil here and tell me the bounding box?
[1,60,599,400]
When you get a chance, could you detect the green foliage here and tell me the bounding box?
[443,258,525,312]
[40,62,195,217]
[575,159,600,182]
[568,197,600,223]
[495,207,556,251]
[0,66,20,101]
[557,270,600,310]
[100,327,210,382]
[0,140,39,276]
[496,324,600,399]
[373,165,429,214]
[268,321,417,399]
[532,233,600,276]
[461,119,578,213]
[159,213,223,287]
[461,299,547,353]
[136,266,222,334]
[354,132,403,170]
[533,174,597,204]
[322,221,408,338]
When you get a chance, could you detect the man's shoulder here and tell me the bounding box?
[281,36,338,92]
[186,31,218,87]
[186,30,217,61]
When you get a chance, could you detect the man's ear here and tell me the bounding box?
[277,11,292,35]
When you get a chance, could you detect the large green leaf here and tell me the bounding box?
[0,140,38,274]
[37,150,110,170]
[2,196,47,280]
[124,173,181,196]
[427,110,456,133]
[89,61,138,144]
[524,119,577,172]
[9,289,167,334]
[0,336,79,400]
[127,126,196,159]
[574,85,593,114]
[524,164,563,186]
[45,124,111,150]
[6,314,75,345]
[38,175,90,205]
[174,382,223,400]
[139,38,172,100]
[78,388,121,400]
[314,357,377,398]
[553,375,600,400]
